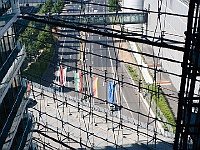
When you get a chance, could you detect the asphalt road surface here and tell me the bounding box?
[82,0,151,123]
[52,0,154,124]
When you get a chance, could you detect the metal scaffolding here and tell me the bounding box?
[174,0,200,149]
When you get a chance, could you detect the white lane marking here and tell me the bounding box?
[60,37,66,62]
[107,47,120,117]
[122,62,163,129]
[119,84,134,119]
[99,36,100,39]
[103,81,104,86]
[70,55,72,59]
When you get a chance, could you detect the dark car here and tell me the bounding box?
[27,98,37,108]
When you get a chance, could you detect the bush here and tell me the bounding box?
[148,84,176,130]
[127,65,176,131]
[127,65,139,82]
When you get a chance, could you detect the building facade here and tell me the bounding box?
[122,0,190,93]
[0,0,34,149]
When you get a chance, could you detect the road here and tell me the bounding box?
[82,0,150,123]
[53,2,82,97]
[54,0,153,124]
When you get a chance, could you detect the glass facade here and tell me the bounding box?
[0,0,12,16]
[0,0,33,149]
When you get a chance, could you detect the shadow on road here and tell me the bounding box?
[62,58,79,63]
[57,51,79,55]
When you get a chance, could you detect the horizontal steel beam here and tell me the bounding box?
[44,12,148,25]
[18,14,185,52]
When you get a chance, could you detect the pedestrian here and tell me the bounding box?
[41,89,44,99]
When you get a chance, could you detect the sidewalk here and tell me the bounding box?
[30,85,174,149]
[113,25,179,120]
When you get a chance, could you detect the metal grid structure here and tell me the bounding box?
[5,0,200,149]
[174,0,200,149]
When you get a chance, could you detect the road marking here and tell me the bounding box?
[70,55,72,59]
[108,47,120,116]
[156,81,171,85]
[122,63,163,130]
[103,81,104,86]
[92,60,93,64]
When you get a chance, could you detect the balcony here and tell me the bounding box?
[0,12,20,39]
[11,112,34,150]
[0,0,11,16]
[2,79,30,149]
[0,81,27,149]
[0,42,26,104]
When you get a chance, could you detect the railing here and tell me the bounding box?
[0,0,11,16]
[0,11,20,39]
[179,0,189,6]
[0,83,27,149]
[0,43,26,104]
[23,111,35,150]
[17,112,34,150]
[2,79,29,150]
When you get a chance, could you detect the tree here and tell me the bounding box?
[108,0,121,12]
[37,25,54,48]
[51,0,63,14]
[39,0,53,14]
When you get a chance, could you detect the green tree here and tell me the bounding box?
[51,0,63,14]
[108,0,121,12]
[37,25,54,48]
[39,0,53,14]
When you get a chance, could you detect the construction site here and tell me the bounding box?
[0,0,200,149]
